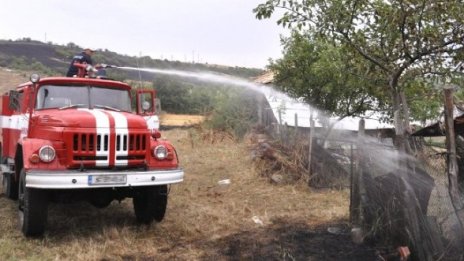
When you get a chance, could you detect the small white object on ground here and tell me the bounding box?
[217,179,231,185]
[252,216,264,226]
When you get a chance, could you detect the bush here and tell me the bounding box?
[153,75,216,114]
[205,88,258,138]
[152,75,259,138]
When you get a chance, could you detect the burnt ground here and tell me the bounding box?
[198,218,377,260]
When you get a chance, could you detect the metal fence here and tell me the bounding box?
[258,113,463,260]
[415,144,463,260]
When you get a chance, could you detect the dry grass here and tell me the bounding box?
[0,128,367,260]
[0,67,30,93]
[159,114,205,127]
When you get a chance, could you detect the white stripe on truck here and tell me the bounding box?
[79,109,110,167]
[0,114,30,138]
[107,111,129,166]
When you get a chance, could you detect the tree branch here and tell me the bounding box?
[340,31,392,74]
[274,5,317,27]
[398,0,413,61]
[415,0,427,52]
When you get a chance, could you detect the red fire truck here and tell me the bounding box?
[0,66,184,236]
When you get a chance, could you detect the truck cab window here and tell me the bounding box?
[91,87,131,112]
[36,85,89,109]
[35,85,131,112]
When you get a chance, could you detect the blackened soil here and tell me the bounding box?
[157,217,378,261]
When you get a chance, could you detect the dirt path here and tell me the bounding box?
[0,129,377,260]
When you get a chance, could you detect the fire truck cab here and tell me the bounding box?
[0,71,183,236]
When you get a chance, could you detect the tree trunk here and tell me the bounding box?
[400,90,413,154]
[389,77,414,159]
[390,82,406,153]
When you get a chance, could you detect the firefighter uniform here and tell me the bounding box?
[66,49,94,77]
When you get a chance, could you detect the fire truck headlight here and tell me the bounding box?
[153,145,167,160]
[30,73,40,83]
[39,145,56,163]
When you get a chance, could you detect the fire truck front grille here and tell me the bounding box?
[73,133,104,152]
[71,133,147,164]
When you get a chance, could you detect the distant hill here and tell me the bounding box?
[0,38,265,115]
[0,38,264,81]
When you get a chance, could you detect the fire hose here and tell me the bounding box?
[73,62,119,78]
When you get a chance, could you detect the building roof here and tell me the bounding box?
[413,113,464,137]
[253,71,393,131]
[412,107,464,137]
[253,71,274,85]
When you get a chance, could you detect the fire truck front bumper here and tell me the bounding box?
[25,168,184,189]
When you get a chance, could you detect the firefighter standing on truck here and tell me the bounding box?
[66,48,95,77]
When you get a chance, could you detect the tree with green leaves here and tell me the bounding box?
[254,0,464,152]
[153,75,216,114]
[269,31,388,120]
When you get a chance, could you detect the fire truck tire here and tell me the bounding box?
[3,173,18,200]
[18,169,48,237]
[133,185,168,224]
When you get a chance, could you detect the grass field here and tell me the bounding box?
[159,114,205,128]
[0,68,29,93]
[0,128,376,260]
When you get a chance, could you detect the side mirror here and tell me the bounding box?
[142,101,151,111]
[136,89,156,115]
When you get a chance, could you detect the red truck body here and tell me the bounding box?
[1,71,183,236]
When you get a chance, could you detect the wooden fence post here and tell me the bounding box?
[351,118,365,227]
[257,94,263,125]
[294,113,299,145]
[284,122,289,145]
[443,86,464,231]
[308,111,314,184]
[349,143,354,224]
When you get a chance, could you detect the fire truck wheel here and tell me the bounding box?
[18,169,48,237]
[133,185,168,224]
[3,173,18,200]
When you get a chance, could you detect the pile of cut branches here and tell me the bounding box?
[246,126,350,188]
[246,128,308,184]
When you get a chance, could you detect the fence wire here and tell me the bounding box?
[264,120,463,260]
[417,144,463,259]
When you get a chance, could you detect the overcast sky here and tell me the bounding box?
[0,0,287,68]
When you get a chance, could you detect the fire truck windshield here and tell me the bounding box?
[35,85,132,112]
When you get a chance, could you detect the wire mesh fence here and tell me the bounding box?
[258,115,463,260]
[416,143,463,259]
